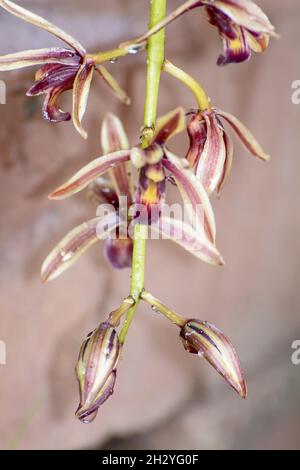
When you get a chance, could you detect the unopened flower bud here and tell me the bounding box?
[75,321,121,423]
[180,319,247,398]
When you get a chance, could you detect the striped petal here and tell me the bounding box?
[41,85,72,122]
[205,0,275,35]
[217,131,233,193]
[49,150,131,200]
[194,111,227,194]
[97,65,130,105]
[0,48,78,71]
[72,61,94,139]
[26,64,78,95]
[216,108,270,161]
[151,216,224,266]
[41,213,120,282]
[0,0,86,56]
[153,107,186,145]
[163,149,216,243]
[101,113,133,201]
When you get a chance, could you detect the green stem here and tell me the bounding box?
[119,0,167,344]
[119,224,147,343]
[120,0,197,50]
[141,0,167,148]
[163,59,211,111]
[141,291,186,327]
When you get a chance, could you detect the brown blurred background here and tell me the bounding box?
[0,0,300,450]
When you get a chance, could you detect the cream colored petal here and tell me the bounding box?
[96,65,130,105]
[0,0,86,55]
[216,108,270,161]
[41,213,119,282]
[152,216,224,266]
[49,150,131,200]
[72,62,94,139]
[163,149,216,243]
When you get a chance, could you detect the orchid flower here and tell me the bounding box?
[0,0,130,138]
[186,107,269,194]
[133,0,276,66]
[41,108,225,283]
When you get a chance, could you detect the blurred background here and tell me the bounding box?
[0,0,300,450]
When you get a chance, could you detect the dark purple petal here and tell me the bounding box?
[27,64,78,96]
[0,47,80,71]
[104,238,133,269]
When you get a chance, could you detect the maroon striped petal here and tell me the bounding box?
[41,85,72,122]
[186,113,207,170]
[41,213,120,282]
[0,0,86,56]
[101,113,134,202]
[151,217,224,266]
[72,61,94,139]
[49,150,131,200]
[0,48,79,71]
[204,0,275,35]
[163,149,216,243]
[153,107,186,145]
[217,131,233,193]
[216,108,270,161]
[194,111,227,194]
[26,64,78,96]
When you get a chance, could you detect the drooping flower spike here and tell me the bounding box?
[128,0,276,66]
[0,0,130,138]
[41,109,224,282]
[186,107,270,195]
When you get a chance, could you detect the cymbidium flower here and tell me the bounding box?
[0,0,130,138]
[136,0,276,66]
[180,319,247,398]
[186,107,269,194]
[203,0,276,65]
[41,108,224,283]
[75,321,121,423]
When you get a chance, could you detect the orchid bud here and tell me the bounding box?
[180,319,247,398]
[75,321,121,423]
[104,237,133,269]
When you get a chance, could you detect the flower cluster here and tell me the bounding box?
[0,0,276,422]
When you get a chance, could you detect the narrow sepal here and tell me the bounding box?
[72,61,94,139]
[163,149,216,243]
[97,65,130,105]
[41,213,120,282]
[151,217,224,266]
[217,131,233,193]
[49,150,131,200]
[153,107,186,144]
[0,0,86,56]
[217,108,270,161]
[0,48,78,71]
[101,113,134,201]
